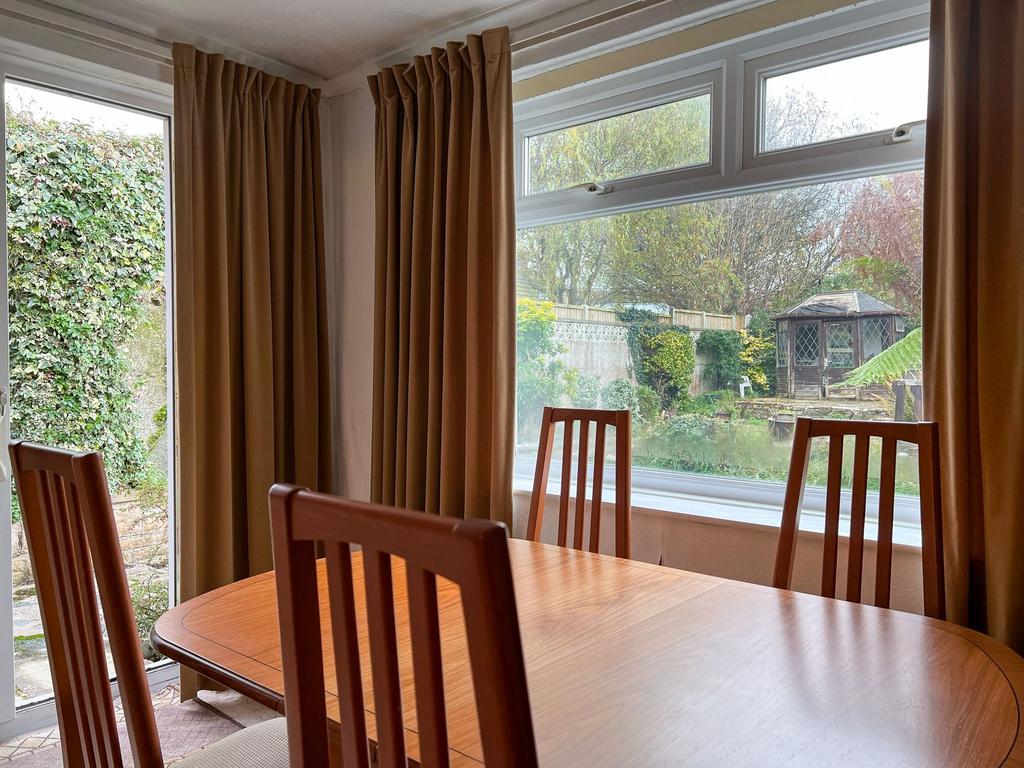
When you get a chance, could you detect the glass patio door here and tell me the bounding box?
[0,75,173,722]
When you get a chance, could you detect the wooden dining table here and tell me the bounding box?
[153,538,1024,767]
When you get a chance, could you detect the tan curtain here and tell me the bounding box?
[923,1,1024,651]
[368,28,515,524]
[172,44,332,693]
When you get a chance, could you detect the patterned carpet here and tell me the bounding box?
[0,685,255,766]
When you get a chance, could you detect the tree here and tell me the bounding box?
[834,171,924,322]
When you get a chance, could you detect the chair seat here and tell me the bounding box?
[175,717,289,768]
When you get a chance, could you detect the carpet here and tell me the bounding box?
[9,698,243,766]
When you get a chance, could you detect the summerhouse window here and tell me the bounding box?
[776,321,789,366]
[795,324,820,367]
[862,317,892,359]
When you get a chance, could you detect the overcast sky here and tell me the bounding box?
[5,81,165,137]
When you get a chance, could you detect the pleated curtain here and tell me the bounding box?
[172,43,332,694]
[368,28,515,524]
[923,0,1024,652]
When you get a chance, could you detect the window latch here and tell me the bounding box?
[887,120,926,144]
[573,181,614,195]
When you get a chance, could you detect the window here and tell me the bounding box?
[762,40,929,152]
[776,321,789,366]
[795,324,820,367]
[527,93,712,194]
[862,316,893,359]
[826,323,855,368]
[515,3,928,521]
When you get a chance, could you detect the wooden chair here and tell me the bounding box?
[8,441,288,768]
[270,484,538,768]
[771,418,946,619]
[526,407,632,558]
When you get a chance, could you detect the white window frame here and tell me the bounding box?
[515,0,928,228]
[0,55,177,737]
[513,0,930,529]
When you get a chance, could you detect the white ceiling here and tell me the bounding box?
[46,0,591,81]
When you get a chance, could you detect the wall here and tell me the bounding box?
[324,88,376,500]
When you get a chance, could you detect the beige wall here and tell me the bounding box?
[322,0,927,615]
[324,87,376,501]
[512,0,862,102]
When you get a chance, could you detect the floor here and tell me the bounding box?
[0,685,275,765]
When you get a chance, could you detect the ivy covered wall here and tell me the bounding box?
[5,106,165,490]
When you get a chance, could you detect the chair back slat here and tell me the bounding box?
[363,549,406,767]
[589,423,607,553]
[406,565,448,766]
[324,542,369,768]
[557,421,573,548]
[573,420,589,550]
[526,407,632,558]
[8,441,162,768]
[771,419,947,619]
[270,486,538,768]
[821,436,844,599]
[874,438,898,609]
[845,435,870,603]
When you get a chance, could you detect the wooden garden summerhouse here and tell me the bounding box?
[774,290,907,399]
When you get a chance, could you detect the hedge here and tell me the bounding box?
[5,106,165,494]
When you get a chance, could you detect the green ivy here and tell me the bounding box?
[617,308,695,409]
[5,106,165,495]
[696,329,744,390]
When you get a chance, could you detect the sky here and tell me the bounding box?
[766,39,929,145]
[5,81,165,137]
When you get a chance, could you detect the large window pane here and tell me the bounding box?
[762,40,929,151]
[516,171,924,494]
[527,93,711,194]
[6,81,170,706]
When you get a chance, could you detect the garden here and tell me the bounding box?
[6,91,169,702]
[516,298,922,497]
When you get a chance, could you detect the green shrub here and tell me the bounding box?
[617,308,695,408]
[130,578,167,661]
[566,369,601,408]
[5,106,165,495]
[636,385,659,423]
[696,329,744,390]
[743,311,777,395]
[516,298,567,437]
[600,378,639,413]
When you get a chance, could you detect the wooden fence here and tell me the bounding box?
[552,303,745,331]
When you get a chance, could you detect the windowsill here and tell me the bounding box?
[513,461,923,549]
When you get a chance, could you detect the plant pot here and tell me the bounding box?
[769,413,796,441]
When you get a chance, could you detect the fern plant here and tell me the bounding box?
[842,327,922,387]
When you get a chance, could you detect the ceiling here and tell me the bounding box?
[47,0,592,81]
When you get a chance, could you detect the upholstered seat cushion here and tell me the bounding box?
[175,717,289,768]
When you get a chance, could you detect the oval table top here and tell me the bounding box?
[153,539,1024,767]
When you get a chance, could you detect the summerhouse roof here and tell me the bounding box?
[773,290,906,320]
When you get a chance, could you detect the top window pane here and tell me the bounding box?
[762,40,929,152]
[526,92,711,194]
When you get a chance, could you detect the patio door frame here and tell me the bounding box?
[0,54,177,736]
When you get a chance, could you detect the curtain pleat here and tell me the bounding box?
[369,28,514,524]
[923,0,1024,652]
[172,44,332,696]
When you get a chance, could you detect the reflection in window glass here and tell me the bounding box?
[527,93,712,194]
[762,40,929,151]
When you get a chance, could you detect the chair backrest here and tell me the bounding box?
[269,485,538,768]
[771,418,946,619]
[8,441,162,768]
[526,407,632,558]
